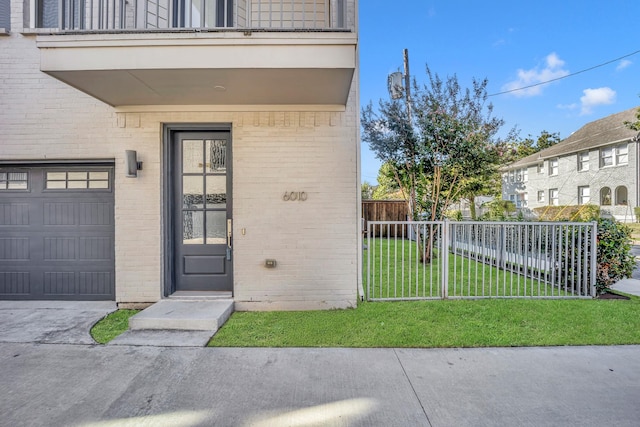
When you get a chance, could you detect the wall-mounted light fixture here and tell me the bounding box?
[125,150,143,178]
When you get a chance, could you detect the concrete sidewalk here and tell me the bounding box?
[1,343,639,426]
[611,278,640,296]
[1,298,640,426]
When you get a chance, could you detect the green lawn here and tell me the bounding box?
[209,297,640,348]
[90,309,139,344]
[91,298,640,348]
[92,236,633,348]
[364,238,580,299]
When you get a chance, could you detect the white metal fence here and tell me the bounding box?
[51,0,346,31]
[364,220,597,301]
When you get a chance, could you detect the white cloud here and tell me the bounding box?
[616,59,632,71]
[580,87,616,115]
[493,28,517,47]
[493,38,506,47]
[545,52,564,69]
[502,53,570,97]
[557,103,578,111]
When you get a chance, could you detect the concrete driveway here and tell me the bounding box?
[0,301,116,345]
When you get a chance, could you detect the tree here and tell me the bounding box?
[535,130,562,151]
[361,181,375,200]
[371,161,403,200]
[482,199,516,221]
[458,175,499,220]
[498,130,561,164]
[624,105,640,131]
[362,65,511,259]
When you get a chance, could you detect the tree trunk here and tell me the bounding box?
[469,196,477,220]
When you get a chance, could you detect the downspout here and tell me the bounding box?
[354,0,364,302]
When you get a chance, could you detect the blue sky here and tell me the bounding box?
[359,1,640,184]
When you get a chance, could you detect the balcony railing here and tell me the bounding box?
[44,0,347,31]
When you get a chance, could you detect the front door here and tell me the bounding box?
[172,131,232,292]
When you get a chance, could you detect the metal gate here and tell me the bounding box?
[364,220,597,301]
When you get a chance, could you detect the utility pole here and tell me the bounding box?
[403,48,412,123]
[402,48,417,224]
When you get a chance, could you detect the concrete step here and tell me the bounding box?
[128,299,234,332]
[169,291,232,300]
[108,329,216,347]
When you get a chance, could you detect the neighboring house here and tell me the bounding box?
[0,0,360,310]
[502,107,640,222]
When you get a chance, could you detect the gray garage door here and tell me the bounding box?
[0,164,115,300]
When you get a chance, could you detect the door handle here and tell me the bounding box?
[226,219,232,261]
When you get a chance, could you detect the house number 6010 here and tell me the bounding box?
[283,192,307,201]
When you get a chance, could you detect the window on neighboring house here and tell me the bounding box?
[600,187,612,206]
[537,190,545,203]
[549,158,558,176]
[537,163,544,174]
[616,144,628,165]
[600,143,628,168]
[515,169,523,182]
[549,188,559,206]
[0,0,10,30]
[578,186,590,205]
[615,186,628,206]
[600,147,613,167]
[577,151,589,171]
[511,168,528,182]
[509,193,527,208]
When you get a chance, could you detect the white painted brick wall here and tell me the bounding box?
[0,6,360,309]
[503,144,638,222]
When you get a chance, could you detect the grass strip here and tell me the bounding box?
[209,297,640,348]
[90,309,139,344]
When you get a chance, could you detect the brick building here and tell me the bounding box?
[0,0,360,310]
[502,107,640,222]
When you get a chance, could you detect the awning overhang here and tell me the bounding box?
[37,32,356,107]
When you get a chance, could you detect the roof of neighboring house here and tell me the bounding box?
[506,107,640,169]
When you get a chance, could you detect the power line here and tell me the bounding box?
[488,49,640,97]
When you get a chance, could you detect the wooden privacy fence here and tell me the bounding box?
[362,200,408,237]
